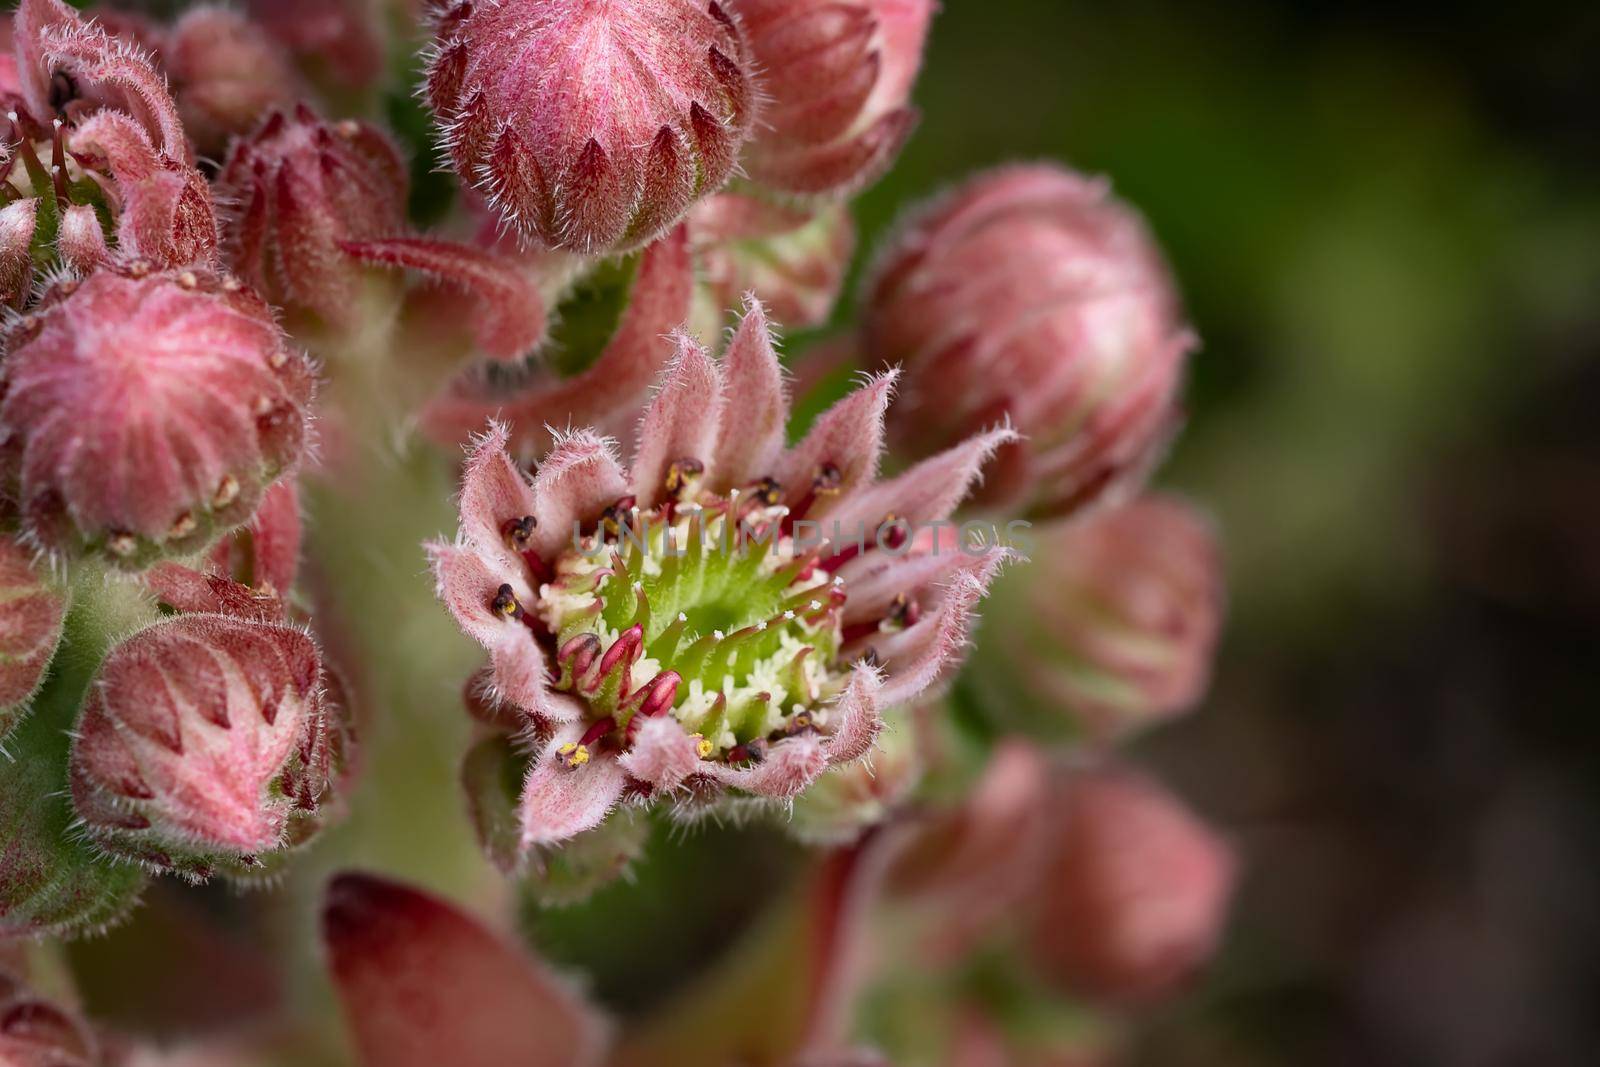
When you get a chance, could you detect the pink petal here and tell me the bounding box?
[777,370,898,520]
[323,872,608,1067]
[428,541,568,720]
[827,426,1020,537]
[519,724,628,849]
[630,333,724,507]
[618,715,701,793]
[704,734,829,799]
[872,553,1009,707]
[527,430,630,561]
[708,298,790,491]
[458,423,539,570]
[821,665,884,767]
[840,539,1015,627]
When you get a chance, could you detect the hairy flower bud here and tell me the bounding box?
[166,7,300,157]
[219,105,547,359]
[863,164,1195,518]
[0,265,314,567]
[732,0,934,197]
[0,199,36,307]
[0,533,65,737]
[973,496,1224,745]
[1028,769,1236,1003]
[0,968,99,1067]
[69,613,336,881]
[691,192,855,331]
[219,105,408,324]
[425,0,756,254]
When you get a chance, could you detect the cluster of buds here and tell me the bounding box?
[432,300,1013,856]
[893,744,1238,1007]
[863,163,1196,519]
[972,494,1226,745]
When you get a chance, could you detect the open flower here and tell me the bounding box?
[425,0,756,254]
[429,299,1014,855]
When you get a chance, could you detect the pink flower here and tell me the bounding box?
[732,0,936,197]
[68,604,342,882]
[863,163,1195,518]
[0,264,314,567]
[0,533,65,732]
[165,6,300,157]
[425,0,756,254]
[1027,767,1237,1003]
[429,299,1014,854]
[691,192,856,331]
[972,495,1225,744]
[219,104,547,360]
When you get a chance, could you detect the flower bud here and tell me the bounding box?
[0,968,98,1067]
[219,106,547,360]
[0,265,314,567]
[972,496,1224,745]
[0,199,36,307]
[863,164,1195,518]
[690,192,855,331]
[1028,768,1236,1003]
[425,0,756,254]
[322,873,608,1067]
[166,7,300,157]
[733,0,935,197]
[248,0,385,91]
[0,533,65,737]
[218,105,408,327]
[69,613,335,881]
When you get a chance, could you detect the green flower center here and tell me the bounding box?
[529,486,849,765]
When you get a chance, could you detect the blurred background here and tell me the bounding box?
[845,2,1600,1065]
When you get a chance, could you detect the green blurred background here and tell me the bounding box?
[856,2,1600,1065]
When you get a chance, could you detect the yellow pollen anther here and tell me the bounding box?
[557,742,590,768]
[693,734,714,759]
